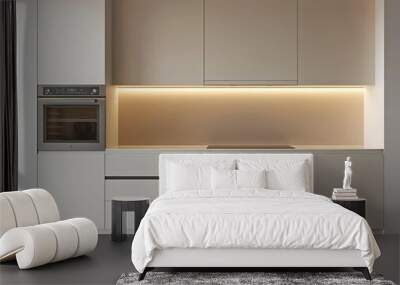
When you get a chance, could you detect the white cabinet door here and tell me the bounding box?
[298,0,374,85]
[38,0,105,85]
[112,0,203,85]
[204,0,298,84]
[38,151,105,230]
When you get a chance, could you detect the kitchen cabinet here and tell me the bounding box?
[38,0,105,85]
[16,0,38,188]
[111,0,374,86]
[38,151,105,230]
[105,148,383,230]
[204,0,298,85]
[298,0,374,85]
[112,0,203,85]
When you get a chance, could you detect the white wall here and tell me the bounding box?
[365,0,384,149]
[16,0,38,189]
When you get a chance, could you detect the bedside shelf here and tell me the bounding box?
[332,198,366,218]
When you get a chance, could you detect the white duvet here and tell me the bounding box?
[131,190,380,273]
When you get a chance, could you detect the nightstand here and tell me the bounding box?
[332,198,366,218]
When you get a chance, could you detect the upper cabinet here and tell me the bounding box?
[204,0,298,85]
[111,0,374,86]
[38,0,105,85]
[112,0,203,85]
[298,0,374,85]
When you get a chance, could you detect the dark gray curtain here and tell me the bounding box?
[0,0,18,192]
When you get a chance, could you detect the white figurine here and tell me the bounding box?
[342,156,352,189]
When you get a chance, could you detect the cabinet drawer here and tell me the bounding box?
[105,180,159,201]
[105,150,160,176]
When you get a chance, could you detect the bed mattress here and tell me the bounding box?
[131,190,380,273]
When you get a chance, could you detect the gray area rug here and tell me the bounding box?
[116,272,396,285]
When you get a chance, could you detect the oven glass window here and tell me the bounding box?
[44,105,99,142]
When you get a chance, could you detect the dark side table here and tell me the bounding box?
[112,196,150,242]
[332,198,366,218]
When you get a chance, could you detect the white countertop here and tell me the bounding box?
[106,145,383,151]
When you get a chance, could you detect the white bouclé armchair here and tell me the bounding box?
[0,188,98,269]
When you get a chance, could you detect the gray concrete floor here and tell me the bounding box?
[1,234,399,285]
[0,235,134,285]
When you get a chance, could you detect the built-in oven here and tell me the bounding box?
[38,86,105,151]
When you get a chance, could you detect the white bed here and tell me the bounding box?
[131,154,380,280]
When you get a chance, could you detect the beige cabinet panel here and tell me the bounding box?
[299,0,374,85]
[112,0,203,85]
[204,0,298,84]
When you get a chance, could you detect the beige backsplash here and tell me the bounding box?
[109,87,364,146]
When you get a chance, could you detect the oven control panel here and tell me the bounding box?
[39,86,105,97]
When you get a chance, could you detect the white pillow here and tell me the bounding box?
[237,169,267,189]
[166,163,211,191]
[238,159,308,191]
[211,169,267,190]
[211,168,236,190]
[267,163,307,191]
[166,160,236,192]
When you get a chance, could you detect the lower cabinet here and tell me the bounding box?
[38,151,105,230]
[37,149,383,234]
[105,148,384,231]
[105,179,158,233]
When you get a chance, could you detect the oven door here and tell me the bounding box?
[38,98,105,150]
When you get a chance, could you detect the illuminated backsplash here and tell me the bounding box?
[107,87,365,146]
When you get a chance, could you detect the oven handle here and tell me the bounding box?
[37,97,105,105]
